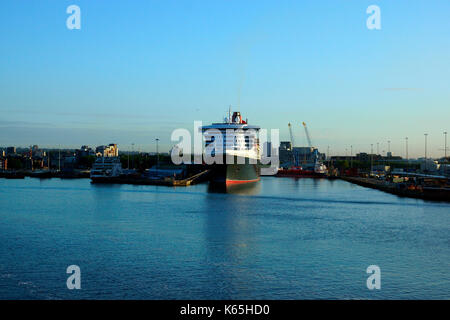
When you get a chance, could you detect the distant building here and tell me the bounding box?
[420,159,440,173]
[31,145,44,158]
[372,165,390,173]
[49,150,75,170]
[330,156,351,162]
[331,153,401,162]
[64,156,77,169]
[293,147,325,163]
[280,141,292,151]
[279,142,324,167]
[356,153,369,161]
[355,153,384,161]
[279,141,293,166]
[0,158,7,170]
[6,147,16,155]
[438,164,450,177]
[76,145,95,158]
[96,144,119,157]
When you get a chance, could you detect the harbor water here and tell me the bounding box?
[0,177,449,299]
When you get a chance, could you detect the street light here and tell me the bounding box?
[444,131,448,160]
[131,143,135,169]
[424,134,428,159]
[327,145,331,168]
[156,138,160,168]
[424,134,428,172]
[370,143,373,175]
[127,146,130,169]
[350,145,353,168]
[405,137,408,161]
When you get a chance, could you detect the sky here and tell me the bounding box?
[0,0,449,158]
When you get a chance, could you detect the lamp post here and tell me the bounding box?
[327,145,330,168]
[350,145,353,168]
[156,138,160,168]
[424,134,428,172]
[131,143,135,169]
[405,136,408,161]
[370,143,373,175]
[444,131,448,161]
[424,134,428,159]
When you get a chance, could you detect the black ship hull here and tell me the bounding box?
[90,176,121,184]
[210,160,260,186]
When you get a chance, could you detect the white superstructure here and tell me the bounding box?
[201,111,260,162]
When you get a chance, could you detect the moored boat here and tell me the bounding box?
[90,156,123,183]
[277,161,327,178]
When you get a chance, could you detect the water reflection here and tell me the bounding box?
[90,183,125,216]
[203,183,258,298]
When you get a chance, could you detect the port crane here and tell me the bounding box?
[288,123,295,148]
[301,122,321,163]
[302,122,313,148]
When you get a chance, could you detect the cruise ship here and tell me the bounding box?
[201,111,261,186]
[90,156,123,183]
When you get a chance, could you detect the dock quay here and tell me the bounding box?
[172,169,211,186]
[340,176,450,202]
[91,169,211,186]
[0,170,90,179]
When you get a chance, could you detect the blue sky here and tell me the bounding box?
[0,0,449,158]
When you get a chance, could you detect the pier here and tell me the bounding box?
[91,169,211,186]
[340,175,450,202]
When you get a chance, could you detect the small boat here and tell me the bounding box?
[29,170,52,178]
[277,162,327,178]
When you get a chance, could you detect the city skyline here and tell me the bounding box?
[1,0,449,157]
[1,136,448,161]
